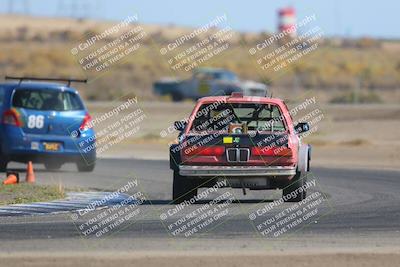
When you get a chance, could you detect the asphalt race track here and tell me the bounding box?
[0,158,399,251]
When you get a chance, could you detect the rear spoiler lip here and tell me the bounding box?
[5,76,88,87]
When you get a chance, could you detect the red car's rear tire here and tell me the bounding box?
[282,171,307,202]
[172,171,198,204]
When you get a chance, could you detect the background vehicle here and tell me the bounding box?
[0,76,96,172]
[154,68,268,101]
[170,92,311,203]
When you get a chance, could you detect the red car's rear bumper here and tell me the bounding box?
[179,165,296,177]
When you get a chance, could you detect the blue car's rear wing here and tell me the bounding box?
[5,76,87,87]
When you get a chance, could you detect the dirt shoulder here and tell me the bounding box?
[91,102,400,171]
[1,250,400,267]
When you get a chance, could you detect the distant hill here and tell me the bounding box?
[0,15,399,102]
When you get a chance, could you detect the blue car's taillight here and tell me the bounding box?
[79,113,92,131]
[2,109,22,127]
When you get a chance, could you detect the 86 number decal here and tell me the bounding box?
[27,115,45,129]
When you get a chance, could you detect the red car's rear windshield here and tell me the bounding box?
[12,89,84,111]
[190,102,286,133]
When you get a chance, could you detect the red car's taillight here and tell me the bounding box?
[252,146,293,157]
[2,109,22,127]
[79,113,92,131]
[184,146,225,157]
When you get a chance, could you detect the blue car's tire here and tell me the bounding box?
[44,161,63,170]
[0,159,7,172]
[171,91,184,102]
[76,161,95,172]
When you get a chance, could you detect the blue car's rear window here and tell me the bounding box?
[12,89,84,111]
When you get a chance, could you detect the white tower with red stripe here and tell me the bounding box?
[278,7,297,37]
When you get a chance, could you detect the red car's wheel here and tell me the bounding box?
[172,171,198,204]
[282,170,307,202]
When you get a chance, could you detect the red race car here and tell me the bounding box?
[170,92,311,203]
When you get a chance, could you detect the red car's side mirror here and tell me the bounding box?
[295,122,310,134]
[174,121,187,131]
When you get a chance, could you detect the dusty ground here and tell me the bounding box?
[89,101,400,171]
[1,102,398,266]
[1,250,400,267]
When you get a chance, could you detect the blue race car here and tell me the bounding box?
[0,76,96,172]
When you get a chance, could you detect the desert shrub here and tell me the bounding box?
[330,90,382,104]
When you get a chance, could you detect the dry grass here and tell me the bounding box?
[0,15,399,102]
[339,139,371,147]
[0,183,65,205]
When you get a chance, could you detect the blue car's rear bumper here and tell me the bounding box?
[1,126,96,163]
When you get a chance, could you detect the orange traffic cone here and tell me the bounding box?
[25,161,35,183]
[3,172,19,185]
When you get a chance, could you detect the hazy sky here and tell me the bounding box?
[1,0,398,38]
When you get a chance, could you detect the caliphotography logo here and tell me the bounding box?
[0,1,399,267]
